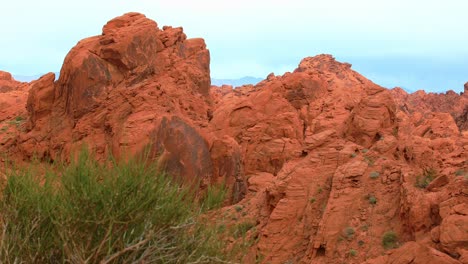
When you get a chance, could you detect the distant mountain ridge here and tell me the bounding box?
[211,76,263,87]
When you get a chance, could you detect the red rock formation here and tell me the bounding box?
[18,13,213,185]
[0,12,467,264]
[209,55,466,263]
[0,71,29,152]
[0,71,21,92]
[364,241,462,264]
[391,86,468,130]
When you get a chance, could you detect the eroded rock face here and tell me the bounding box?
[1,12,467,264]
[209,56,466,263]
[364,242,462,264]
[18,13,212,166]
[26,73,55,128]
[210,136,246,203]
[55,13,161,119]
[0,71,19,93]
[391,86,468,131]
[439,203,468,257]
[0,72,29,151]
[150,116,213,183]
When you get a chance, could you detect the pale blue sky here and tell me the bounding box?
[0,0,467,92]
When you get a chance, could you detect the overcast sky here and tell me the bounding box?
[0,0,467,92]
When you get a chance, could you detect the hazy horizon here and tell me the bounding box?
[1,1,467,92]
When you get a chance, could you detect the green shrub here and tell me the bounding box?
[0,149,229,263]
[217,224,227,234]
[364,156,375,166]
[349,249,357,257]
[415,175,431,188]
[317,186,323,194]
[382,231,399,249]
[309,197,316,203]
[455,169,465,176]
[368,195,377,205]
[369,171,380,179]
[234,205,243,212]
[343,227,355,239]
[7,116,25,127]
[233,222,255,238]
[201,182,227,211]
[415,168,437,189]
[256,253,265,264]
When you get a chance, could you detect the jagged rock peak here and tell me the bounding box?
[0,71,13,81]
[295,54,352,73]
[102,12,157,35]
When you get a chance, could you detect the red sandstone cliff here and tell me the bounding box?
[0,13,467,264]
[390,85,468,131]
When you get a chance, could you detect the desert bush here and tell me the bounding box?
[415,168,437,189]
[234,205,243,212]
[369,171,380,179]
[0,149,229,263]
[382,231,399,249]
[233,222,255,239]
[343,227,355,239]
[364,156,375,166]
[317,186,323,194]
[201,182,227,212]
